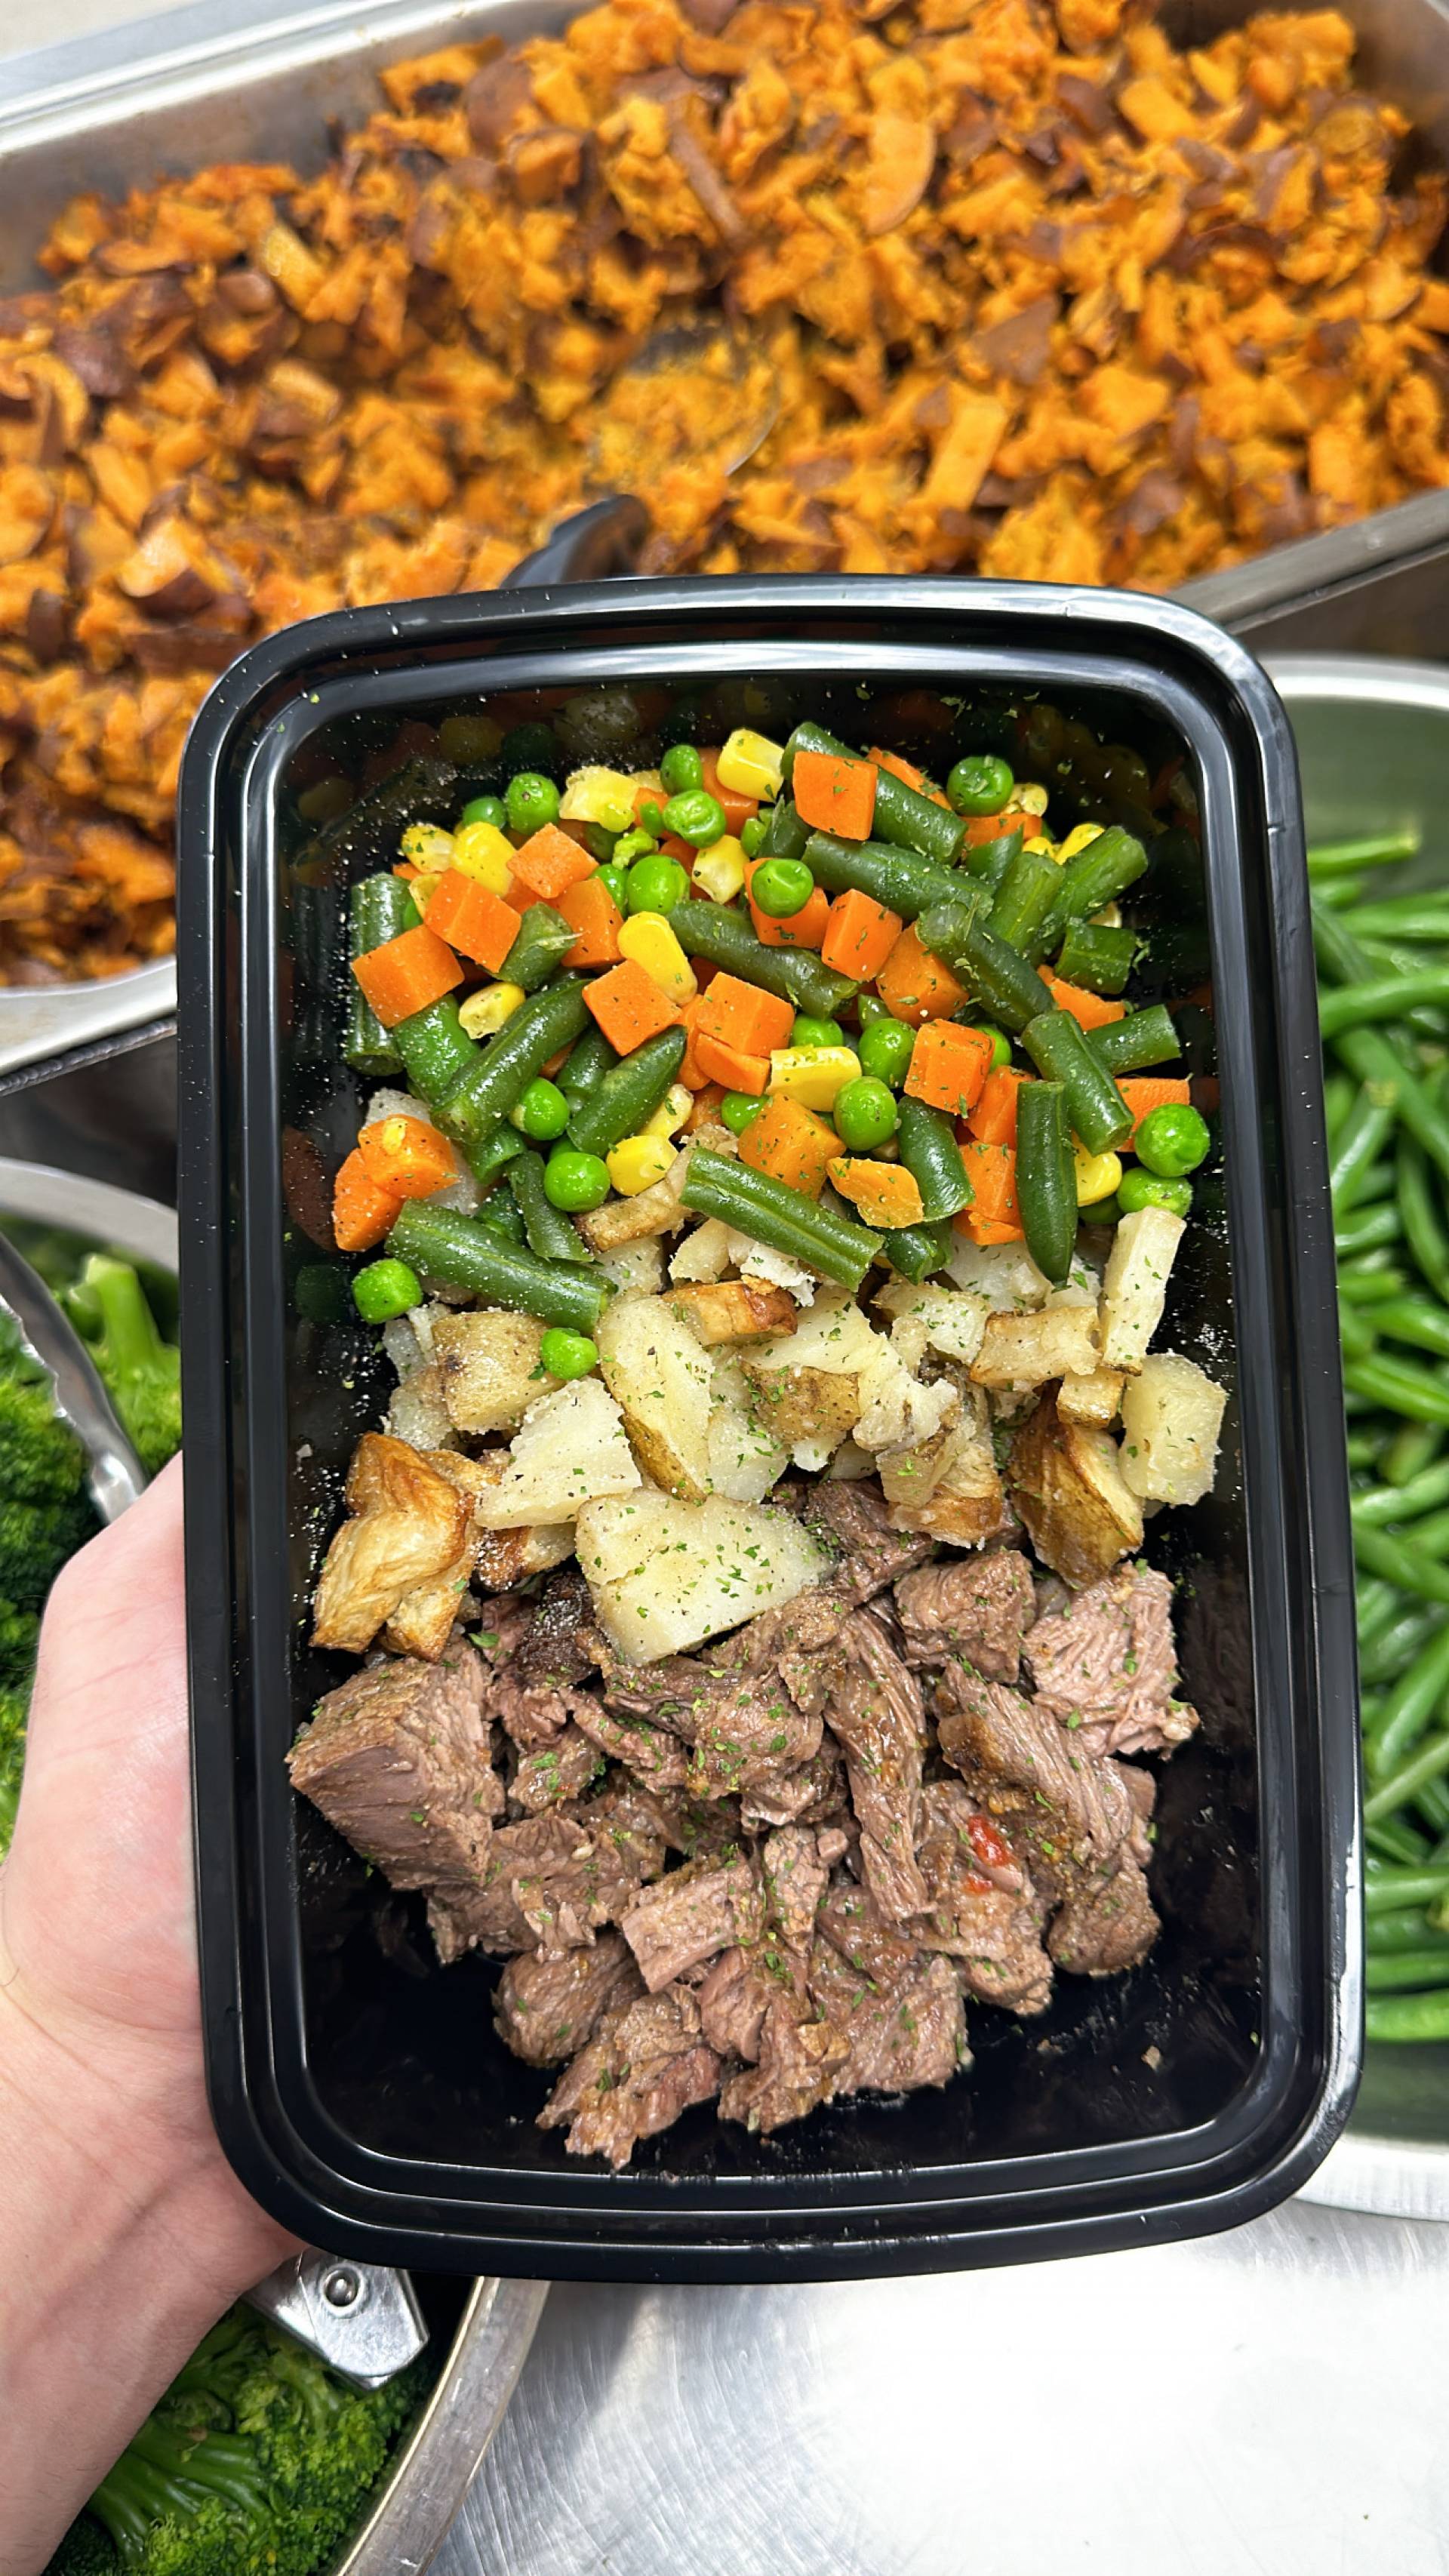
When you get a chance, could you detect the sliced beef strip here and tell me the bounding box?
[718,1995,852,2135]
[287,1641,498,1893]
[537,1984,721,2167]
[741,1739,848,1832]
[817,1878,924,1990]
[1048,1855,1159,1974]
[915,1780,1053,2015]
[793,1477,936,1602]
[699,1825,844,2061]
[620,1847,764,1991]
[602,1653,821,1799]
[570,1697,691,1790]
[508,1725,605,1815]
[1026,1564,1199,1758]
[934,1666,1139,1880]
[427,1803,656,1964]
[818,1610,930,1921]
[701,1577,853,1690]
[483,1572,604,1750]
[492,1931,641,2067]
[808,1937,968,2096]
[894,1551,1035,1683]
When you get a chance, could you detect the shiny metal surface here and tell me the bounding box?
[441,2202,1449,2576]
[248,2252,430,2390]
[0,1226,147,1519]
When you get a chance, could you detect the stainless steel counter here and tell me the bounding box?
[439,2199,1449,2576]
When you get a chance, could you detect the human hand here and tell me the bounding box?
[0,1457,297,2571]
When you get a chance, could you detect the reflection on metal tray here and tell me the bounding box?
[0,0,1447,1089]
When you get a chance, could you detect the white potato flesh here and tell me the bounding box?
[1119,1351,1227,1505]
[575,1491,829,1663]
[743,1287,882,1379]
[970,1305,1100,1390]
[595,1238,666,1298]
[1057,1365,1126,1428]
[669,1217,734,1282]
[1100,1206,1186,1372]
[707,1361,790,1503]
[596,1293,715,1497]
[473,1379,641,1528]
[945,1234,1054,1310]
[853,1344,959,1453]
[432,1310,554,1434]
[873,1279,991,1367]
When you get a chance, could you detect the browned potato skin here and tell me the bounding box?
[1057,1365,1125,1429]
[577,1127,734,1252]
[737,1361,861,1449]
[445,1448,574,1592]
[312,1432,469,1653]
[432,1309,553,1433]
[970,1306,1099,1391]
[1006,1394,1143,1587]
[666,1279,797,1346]
[883,1420,1008,1547]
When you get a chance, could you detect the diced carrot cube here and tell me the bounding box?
[827,1157,924,1228]
[820,887,902,982]
[686,1081,728,1131]
[356,1114,456,1199]
[958,1210,1026,1246]
[792,746,877,842]
[332,1147,401,1253]
[968,1066,1032,1146]
[691,972,795,1058]
[584,957,684,1054]
[750,885,831,950]
[869,748,952,808]
[904,1020,994,1118]
[420,870,523,975]
[555,873,623,969]
[350,922,463,1028]
[510,820,597,902]
[740,1094,838,1197]
[959,1140,1020,1228]
[875,922,967,1028]
[694,1030,770,1094]
[1039,971,1127,1031]
[1118,1076,1192,1141]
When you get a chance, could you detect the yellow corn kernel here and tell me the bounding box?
[645,1081,693,1139]
[607,1131,678,1196]
[1014,783,1050,817]
[716,728,785,802]
[398,822,455,871]
[1057,822,1104,863]
[768,1045,861,1112]
[617,912,697,1004]
[450,820,515,894]
[1024,835,1056,858]
[1073,1143,1122,1207]
[460,980,526,1039]
[692,834,747,904]
[560,764,638,833]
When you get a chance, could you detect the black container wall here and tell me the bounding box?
[178,576,1361,2282]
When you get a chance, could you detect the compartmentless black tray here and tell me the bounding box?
[177,576,1361,2280]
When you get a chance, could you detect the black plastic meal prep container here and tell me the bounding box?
[177,574,1361,2282]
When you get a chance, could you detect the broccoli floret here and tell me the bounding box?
[46,2513,118,2574]
[0,1356,91,1503]
[0,1316,96,1860]
[63,1256,181,1478]
[79,2307,430,2576]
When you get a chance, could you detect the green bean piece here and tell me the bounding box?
[1054,919,1137,995]
[1346,1431,1381,1469]
[1337,1299,1377,1362]
[1418,1774,1449,1834]
[1084,1007,1182,1075]
[961,825,1026,893]
[896,1096,975,1223]
[1364,1907,1443,1952]
[1039,825,1148,949]
[436,975,589,1151]
[557,1024,619,1106]
[1365,1950,1449,1991]
[463,1125,526,1189]
[1346,1351,1449,1426]
[386,1202,610,1332]
[509,1148,592,1265]
[1315,906,1444,1039]
[1395,1135,1449,1303]
[500,902,577,993]
[668,897,860,1022]
[1355,1522,1449,1608]
[1339,1265,1409,1306]
[1368,1817,1433,1867]
[1335,1204,1401,1258]
[881,1220,955,1281]
[758,796,811,863]
[1322,1071,1355,1143]
[346,873,419,1074]
[1372,1294,1449,1362]
[1343,902,1449,940]
[392,994,478,1109]
[1352,1462,1449,1525]
[1357,1574,1404,1639]
[1320,970,1449,1038]
[802,829,961,924]
[989,847,1063,959]
[567,1026,688,1158]
[1367,1622,1449,1778]
[783,722,968,867]
[1366,1988,1449,2040]
[915,898,1048,1032]
[1401,1504,1449,1559]
[1383,1418,1445,1487]
[1312,874,1364,909]
[1016,1080,1077,1287]
[1334,1026,1449,1192]
[1022,1010,1132,1152]
[1306,829,1420,877]
[1364,1864,1449,1912]
[678,1149,883,1291]
[1360,1608,1444,1688]
[1328,1083,1398,1214]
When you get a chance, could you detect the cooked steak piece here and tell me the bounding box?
[509,1725,605,1815]
[763,1824,838,1949]
[818,1610,930,1920]
[718,1994,852,2134]
[817,1879,924,1990]
[915,1780,1053,2014]
[809,1938,968,2095]
[481,1573,603,1750]
[570,1697,691,1790]
[427,1804,657,1963]
[699,1942,795,2060]
[699,1580,851,1688]
[1026,1564,1199,1758]
[795,1478,936,1602]
[287,1641,497,1892]
[934,1667,1139,1878]
[602,1654,822,1800]
[493,1931,641,2067]
[741,1740,848,1832]
[1048,1855,1158,1974]
[894,1551,1036,1682]
[620,1848,764,1991]
[538,1984,721,2166]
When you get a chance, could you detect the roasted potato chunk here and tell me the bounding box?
[1099,1206,1186,1373]
[432,1310,554,1434]
[737,1361,862,1451]
[666,1279,797,1346]
[1007,1395,1143,1587]
[597,1292,715,1497]
[312,1432,469,1654]
[881,1417,1008,1547]
[970,1304,1100,1390]
[576,1491,829,1663]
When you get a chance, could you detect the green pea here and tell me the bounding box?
[833,1076,898,1151]
[720,1091,767,1136]
[506,771,561,835]
[626,854,691,915]
[948,752,1015,817]
[1083,1193,1124,1225]
[544,1145,612,1211]
[613,828,657,866]
[598,861,629,911]
[540,1326,599,1380]
[972,1023,1012,1069]
[352,1257,423,1322]
[791,1014,844,1051]
[639,799,666,836]
[1135,1102,1211,1177]
[740,814,767,860]
[752,857,815,919]
[460,794,507,830]
[661,788,728,848]
[857,1015,916,1088]
[1118,1168,1192,1218]
[510,1076,571,1141]
[660,743,705,796]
